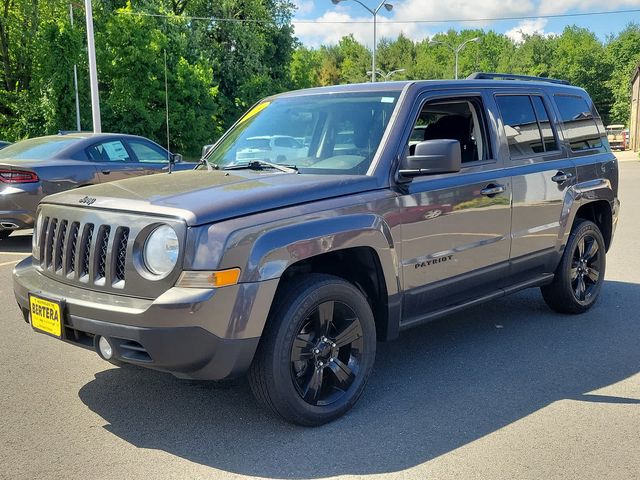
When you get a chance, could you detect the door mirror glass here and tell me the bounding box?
[201,144,214,158]
[400,139,462,177]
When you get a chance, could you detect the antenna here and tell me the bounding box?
[164,49,171,167]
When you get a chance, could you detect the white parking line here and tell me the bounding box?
[0,259,21,267]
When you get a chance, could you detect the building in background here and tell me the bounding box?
[631,65,640,152]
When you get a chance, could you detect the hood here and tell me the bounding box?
[42,169,381,226]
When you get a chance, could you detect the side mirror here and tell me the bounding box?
[170,153,183,163]
[201,144,214,158]
[399,139,462,177]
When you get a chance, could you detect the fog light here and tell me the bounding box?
[98,336,113,360]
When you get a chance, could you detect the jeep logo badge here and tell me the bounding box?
[78,196,96,206]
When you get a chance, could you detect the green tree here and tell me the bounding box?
[606,24,640,124]
[290,46,322,89]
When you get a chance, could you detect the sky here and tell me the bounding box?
[292,0,640,46]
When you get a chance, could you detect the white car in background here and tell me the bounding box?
[236,135,306,164]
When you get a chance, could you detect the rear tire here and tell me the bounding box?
[541,219,606,314]
[248,274,376,426]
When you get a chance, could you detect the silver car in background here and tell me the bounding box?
[0,133,189,239]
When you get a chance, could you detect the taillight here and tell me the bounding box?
[0,169,39,183]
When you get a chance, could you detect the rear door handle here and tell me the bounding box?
[552,171,573,183]
[480,184,505,197]
[101,170,111,175]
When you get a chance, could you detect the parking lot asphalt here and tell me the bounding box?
[0,156,638,480]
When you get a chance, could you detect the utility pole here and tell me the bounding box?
[84,0,101,133]
[69,4,81,132]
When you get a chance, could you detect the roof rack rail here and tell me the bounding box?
[467,72,570,85]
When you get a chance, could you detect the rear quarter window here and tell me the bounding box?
[554,95,607,153]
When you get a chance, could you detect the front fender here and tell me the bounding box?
[242,213,400,296]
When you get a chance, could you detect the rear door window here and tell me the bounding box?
[531,96,558,152]
[87,140,131,162]
[496,95,544,157]
[554,95,605,152]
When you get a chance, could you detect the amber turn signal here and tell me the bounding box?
[176,268,241,288]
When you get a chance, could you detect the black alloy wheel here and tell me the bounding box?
[249,274,376,426]
[542,219,606,314]
[290,300,364,406]
[570,232,603,303]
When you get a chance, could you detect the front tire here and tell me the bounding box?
[248,274,376,426]
[541,219,606,314]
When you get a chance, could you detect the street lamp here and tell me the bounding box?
[366,68,406,81]
[428,37,480,80]
[84,0,101,132]
[331,0,393,82]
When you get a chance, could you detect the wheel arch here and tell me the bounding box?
[243,214,401,341]
[573,200,613,251]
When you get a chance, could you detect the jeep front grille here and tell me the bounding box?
[39,216,130,289]
[114,227,129,283]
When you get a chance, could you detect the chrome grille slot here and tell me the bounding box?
[95,225,111,284]
[79,224,94,280]
[113,227,129,287]
[44,218,58,269]
[38,216,49,261]
[54,220,68,272]
[65,222,80,277]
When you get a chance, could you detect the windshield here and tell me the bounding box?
[0,137,80,160]
[205,92,400,175]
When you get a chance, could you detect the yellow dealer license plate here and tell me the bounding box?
[29,294,63,338]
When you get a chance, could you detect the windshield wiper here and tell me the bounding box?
[222,160,298,174]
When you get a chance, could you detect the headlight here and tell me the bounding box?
[143,225,179,276]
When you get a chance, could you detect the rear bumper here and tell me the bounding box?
[0,183,41,229]
[13,258,278,380]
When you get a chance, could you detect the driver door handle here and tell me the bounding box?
[552,171,573,184]
[480,184,505,197]
[101,170,111,175]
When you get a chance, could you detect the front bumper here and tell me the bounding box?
[13,258,279,380]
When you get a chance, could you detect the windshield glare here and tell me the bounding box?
[206,92,400,175]
[0,137,79,160]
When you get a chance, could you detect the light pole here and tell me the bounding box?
[366,68,406,81]
[84,0,101,133]
[331,0,393,82]
[429,37,480,80]
[69,4,81,132]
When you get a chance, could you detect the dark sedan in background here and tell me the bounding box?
[0,133,191,239]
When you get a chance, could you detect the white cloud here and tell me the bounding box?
[293,0,640,47]
[293,0,537,47]
[505,18,549,43]
[538,0,640,15]
[293,0,315,16]
[293,11,428,47]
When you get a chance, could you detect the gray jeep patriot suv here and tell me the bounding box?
[13,73,619,426]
